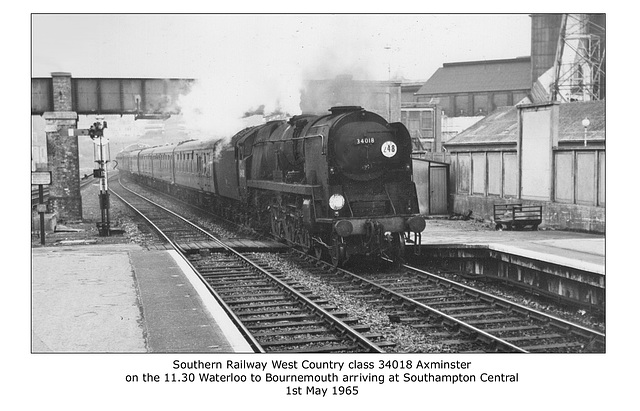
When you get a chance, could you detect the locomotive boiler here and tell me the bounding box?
[117,106,425,266]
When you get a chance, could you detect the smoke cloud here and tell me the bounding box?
[174,15,389,140]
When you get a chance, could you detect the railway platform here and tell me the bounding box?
[415,219,604,274]
[31,243,254,353]
[412,219,605,308]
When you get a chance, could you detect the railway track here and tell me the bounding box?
[110,178,391,353]
[287,252,605,353]
[111,177,604,353]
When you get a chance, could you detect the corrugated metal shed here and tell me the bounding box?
[416,57,532,95]
[445,100,605,147]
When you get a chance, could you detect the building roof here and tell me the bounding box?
[445,106,519,145]
[445,100,605,147]
[416,57,532,95]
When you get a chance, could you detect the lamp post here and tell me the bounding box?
[582,117,590,147]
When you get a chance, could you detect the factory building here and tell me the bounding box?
[414,56,532,118]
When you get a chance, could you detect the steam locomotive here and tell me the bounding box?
[116,106,425,266]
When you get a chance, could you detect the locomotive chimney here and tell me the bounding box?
[329,106,363,115]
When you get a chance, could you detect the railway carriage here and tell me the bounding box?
[173,139,217,194]
[116,106,425,266]
[151,144,176,185]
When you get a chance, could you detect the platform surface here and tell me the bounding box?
[417,219,605,275]
[31,243,253,353]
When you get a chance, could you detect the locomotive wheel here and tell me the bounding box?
[330,235,347,268]
[389,232,406,266]
[297,226,312,253]
[311,240,324,260]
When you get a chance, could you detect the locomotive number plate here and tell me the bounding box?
[381,141,397,158]
[355,137,375,145]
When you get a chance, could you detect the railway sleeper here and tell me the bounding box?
[201,271,258,279]
[465,317,524,326]
[452,307,506,319]
[450,310,508,319]
[253,327,333,337]
[236,307,306,316]
[391,287,440,294]
[413,294,453,301]
[429,331,464,337]
[217,290,287,299]
[409,323,443,330]
[241,313,317,322]
[426,298,479,306]
[246,320,328,330]
[229,299,330,309]
[437,339,470,346]
[239,305,341,316]
[482,325,542,333]
[342,289,371,295]
[521,342,584,351]
[223,295,293,304]
[501,333,564,343]
[209,282,272,291]
[259,335,345,347]
[357,294,389,301]
[398,317,427,324]
[404,288,451,296]
[291,344,361,353]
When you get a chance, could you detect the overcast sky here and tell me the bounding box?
[32,14,531,80]
[31,14,532,134]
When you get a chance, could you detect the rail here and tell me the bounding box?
[112,178,384,353]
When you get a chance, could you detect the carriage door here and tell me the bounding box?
[429,165,448,215]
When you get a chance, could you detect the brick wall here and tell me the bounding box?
[51,72,73,111]
[44,111,82,221]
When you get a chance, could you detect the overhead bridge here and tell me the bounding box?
[31,74,195,118]
[32,72,195,221]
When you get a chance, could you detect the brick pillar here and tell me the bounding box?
[44,73,82,222]
[52,72,73,111]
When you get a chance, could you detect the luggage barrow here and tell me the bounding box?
[494,203,542,231]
